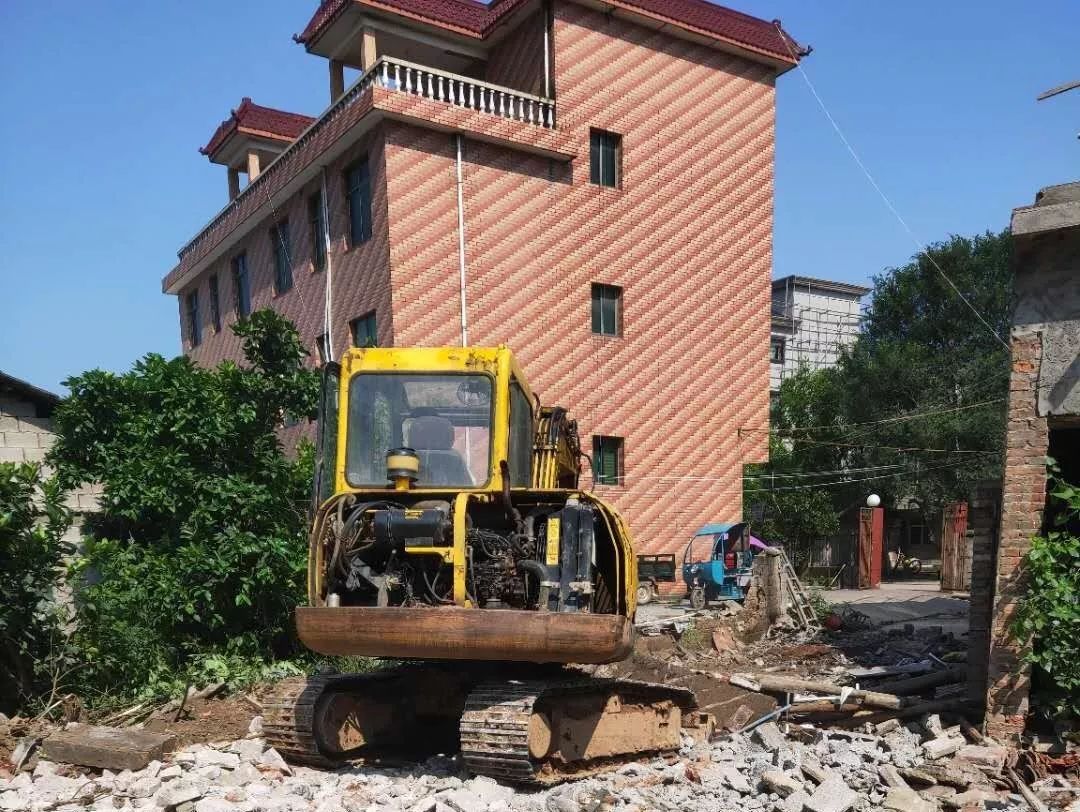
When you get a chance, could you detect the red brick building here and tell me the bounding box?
[163,0,804,557]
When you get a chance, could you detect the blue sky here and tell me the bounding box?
[0,0,1076,391]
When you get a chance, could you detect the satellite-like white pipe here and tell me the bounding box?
[455,134,468,346]
[320,166,334,360]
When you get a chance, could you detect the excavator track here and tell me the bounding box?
[262,672,392,768]
[459,678,707,785]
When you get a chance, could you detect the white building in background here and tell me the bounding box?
[769,275,870,394]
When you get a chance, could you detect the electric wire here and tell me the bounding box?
[773,23,1010,352]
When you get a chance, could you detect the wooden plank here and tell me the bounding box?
[42,724,177,770]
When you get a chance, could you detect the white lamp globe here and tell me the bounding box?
[866,494,881,508]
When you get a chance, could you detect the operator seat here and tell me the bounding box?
[408,416,473,486]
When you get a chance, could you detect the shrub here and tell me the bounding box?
[50,311,319,700]
[0,462,73,713]
[1011,466,1080,720]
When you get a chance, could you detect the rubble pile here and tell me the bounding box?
[2,711,1061,812]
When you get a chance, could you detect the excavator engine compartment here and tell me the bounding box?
[317,492,616,615]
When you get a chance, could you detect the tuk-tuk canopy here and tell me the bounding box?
[694,522,740,538]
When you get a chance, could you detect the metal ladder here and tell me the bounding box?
[778,548,821,631]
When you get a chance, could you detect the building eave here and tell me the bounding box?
[772,275,871,298]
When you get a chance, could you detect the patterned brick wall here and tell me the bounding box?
[173,2,776,559]
[485,11,545,95]
[184,126,393,367]
[384,2,773,556]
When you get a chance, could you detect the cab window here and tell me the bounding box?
[508,379,533,487]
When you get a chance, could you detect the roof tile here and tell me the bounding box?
[296,0,803,63]
[201,97,316,158]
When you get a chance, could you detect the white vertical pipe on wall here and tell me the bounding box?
[455,135,469,347]
[320,166,334,361]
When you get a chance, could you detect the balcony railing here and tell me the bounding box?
[177,57,554,265]
[374,57,556,129]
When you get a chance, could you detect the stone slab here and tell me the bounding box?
[42,725,177,771]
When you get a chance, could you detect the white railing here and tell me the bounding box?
[178,57,554,265]
[375,57,556,129]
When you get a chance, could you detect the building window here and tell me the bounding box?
[345,159,372,246]
[770,337,786,364]
[315,333,330,364]
[350,311,377,348]
[208,273,222,333]
[271,220,293,294]
[309,192,327,273]
[232,253,251,317]
[592,435,623,486]
[591,283,621,336]
[590,129,621,188]
[186,291,201,347]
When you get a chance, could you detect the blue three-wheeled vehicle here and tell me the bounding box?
[681,522,756,609]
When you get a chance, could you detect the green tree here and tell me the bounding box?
[50,310,319,698]
[1011,464,1080,720]
[0,462,73,713]
[835,231,1011,507]
[745,231,1012,562]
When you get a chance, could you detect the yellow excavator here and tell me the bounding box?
[264,347,712,783]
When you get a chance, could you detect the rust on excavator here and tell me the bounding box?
[296,606,634,663]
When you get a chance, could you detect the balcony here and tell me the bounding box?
[166,56,568,294]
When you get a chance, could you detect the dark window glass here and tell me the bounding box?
[345,374,492,488]
[186,291,201,347]
[508,379,533,487]
[232,254,251,317]
[770,337,785,364]
[591,283,621,336]
[271,220,293,294]
[309,193,327,273]
[351,311,377,347]
[345,160,372,245]
[315,333,330,364]
[592,435,623,486]
[590,129,620,188]
[208,273,222,332]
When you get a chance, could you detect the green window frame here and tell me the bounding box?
[186,290,201,347]
[590,129,620,188]
[271,220,293,294]
[309,192,327,273]
[208,273,222,333]
[591,283,621,336]
[232,253,251,317]
[592,435,623,486]
[345,159,372,246]
[351,311,377,348]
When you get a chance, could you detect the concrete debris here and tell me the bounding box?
[2,704,1037,812]
[922,736,964,760]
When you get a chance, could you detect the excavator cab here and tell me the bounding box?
[299,346,637,662]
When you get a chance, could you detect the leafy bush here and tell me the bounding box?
[50,311,320,700]
[1011,467,1080,719]
[0,462,73,713]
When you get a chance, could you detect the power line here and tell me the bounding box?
[739,398,1006,436]
[773,24,1010,352]
[791,437,1000,455]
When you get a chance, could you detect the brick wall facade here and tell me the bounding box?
[980,331,1047,741]
[170,1,778,559]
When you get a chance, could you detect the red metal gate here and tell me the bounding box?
[857,507,883,589]
[940,502,969,591]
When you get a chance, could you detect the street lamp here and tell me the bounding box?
[866,493,881,508]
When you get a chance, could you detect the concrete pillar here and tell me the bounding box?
[330,58,345,101]
[228,167,241,200]
[361,28,377,71]
[246,151,261,181]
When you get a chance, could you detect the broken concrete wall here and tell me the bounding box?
[981,180,1080,742]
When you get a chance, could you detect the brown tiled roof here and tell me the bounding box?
[296,0,804,63]
[200,97,316,158]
